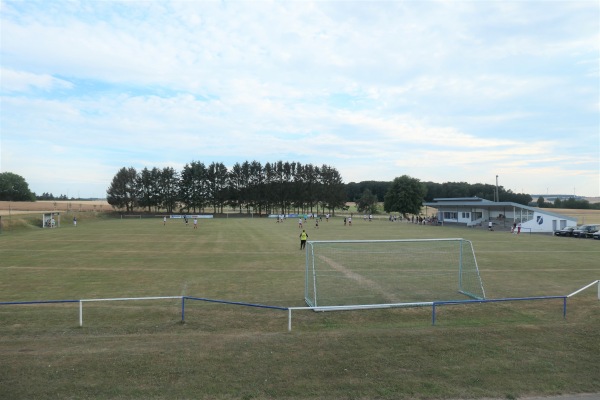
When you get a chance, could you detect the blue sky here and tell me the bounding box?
[1,0,598,198]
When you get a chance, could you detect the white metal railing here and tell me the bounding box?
[567,280,599,298]
[2,281,598,331]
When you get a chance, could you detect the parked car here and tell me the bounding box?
[554,226,578,237]
[593,231,600,240]
[572,224,600,238]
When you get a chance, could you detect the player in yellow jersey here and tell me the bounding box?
[299,229,308,250]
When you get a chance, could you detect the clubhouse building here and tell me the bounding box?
[423,197,577,233]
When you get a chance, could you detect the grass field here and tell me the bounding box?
[1,215,599,399]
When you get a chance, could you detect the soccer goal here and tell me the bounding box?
[305,238,486,310]
[42,213,60,228]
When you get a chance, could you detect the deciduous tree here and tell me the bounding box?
[384,175,427,216]
[0,172,35,201]
[356,189,378,214]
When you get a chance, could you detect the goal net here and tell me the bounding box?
[305,238,486,310]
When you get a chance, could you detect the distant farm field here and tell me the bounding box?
[0,200,110,216]
[0,214,599,399]
[552,208,600,224]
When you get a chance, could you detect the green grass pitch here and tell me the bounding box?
[1,215,599,399]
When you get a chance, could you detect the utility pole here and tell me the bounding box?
[495,175,499,202]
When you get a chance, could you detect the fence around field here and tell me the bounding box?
[1,281,598,331]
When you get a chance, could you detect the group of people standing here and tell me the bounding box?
[163,216,198,229]
[489,220,522,234]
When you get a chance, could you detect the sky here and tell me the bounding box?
[1,0,599,199]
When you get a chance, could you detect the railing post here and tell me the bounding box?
[181,297,185,323]
[432,303,436,326]
[79,301,83,327]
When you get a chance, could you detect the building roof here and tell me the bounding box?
[431,197,491,202]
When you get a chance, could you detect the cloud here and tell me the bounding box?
[0,1,598,197]
[1,68,73,92]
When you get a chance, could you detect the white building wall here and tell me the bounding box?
[521,211,577,233]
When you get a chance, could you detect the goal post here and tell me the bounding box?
[305,238,486,310]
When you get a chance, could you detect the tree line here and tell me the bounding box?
[347,180,534,206]
[536,196,599,210]
[106,161,346,215]
[3,169,596,213]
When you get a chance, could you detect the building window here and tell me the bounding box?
[443,212,458,220]
[462,212,470,219]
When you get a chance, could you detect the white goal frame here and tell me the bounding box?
[304,238,486,310]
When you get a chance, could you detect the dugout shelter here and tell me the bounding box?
[42,212,60,228]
